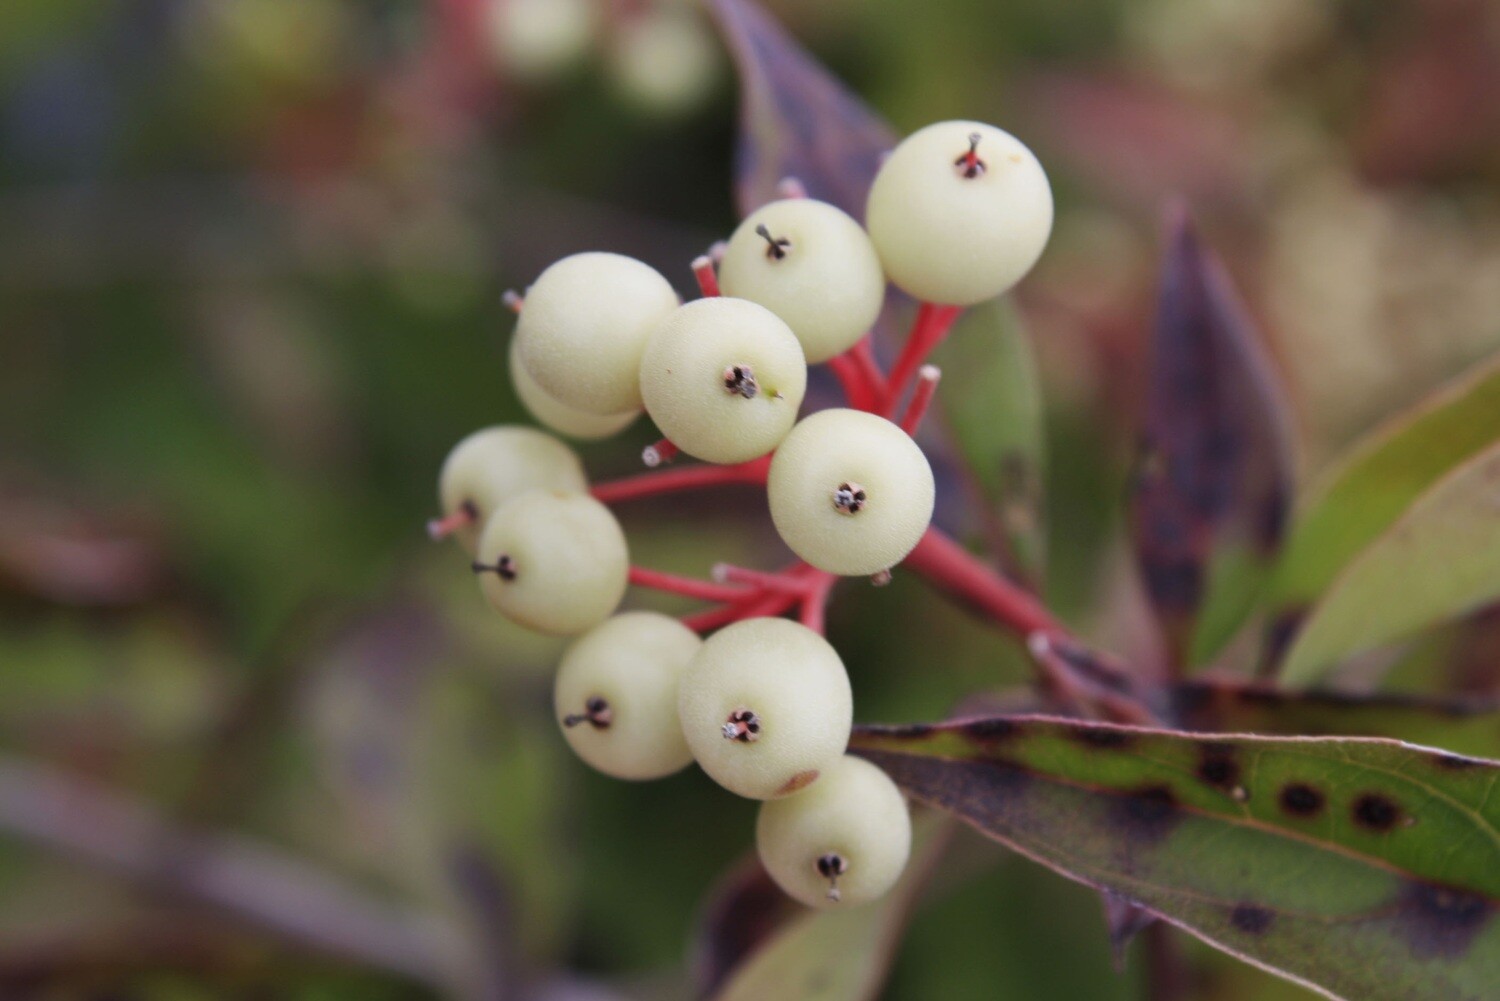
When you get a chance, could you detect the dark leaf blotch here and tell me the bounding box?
[1114,785,1182,843]
[1278,783,1325,818]
[1352,793,1402,832]
[1229,903,1274,935]
[1395,882,1497,959]
[1073,727,1135,750]
[1195,742,1241,792]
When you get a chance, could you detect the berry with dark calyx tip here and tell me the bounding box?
[639,297,807,464]
[677,617,852,800]
[553,611,701,779]
[719,199,886,363]
[768,409,935,576]
[865,120,1052,306]
[515,252,679,416]
[435,426,588,554]
[756,754,912,909]
[474,489,628,635]
[509,337,638,441]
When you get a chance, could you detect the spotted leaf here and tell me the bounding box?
[852,717,1500,1001]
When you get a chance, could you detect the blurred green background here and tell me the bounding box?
[1,0,1496,997]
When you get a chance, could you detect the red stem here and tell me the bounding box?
[899,365,941,435]
[681,589,799,633]
[902,527,1059,638]
[850,336,887,400]
[425,506,475,541]
[628,566,750,603]
[827,353,877,411]
[692,256,720,298]
[591,456,770,504]
[798,572,837,634]
[885,304,961,414]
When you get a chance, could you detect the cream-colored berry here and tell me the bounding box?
[437,426,588,554]
[516,252,679,415]
[767,409,935,576]
[553,612,701,780]
[487,0,597,83]
[756,755,911,909]
[639,297,807,464]
[509,337,638,441]
[474,489,628,635]
[677,617,852,800]
[718,199,886,363]
[606,8,719,117]
[865,120,1052,306]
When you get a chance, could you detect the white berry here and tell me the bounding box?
[677,617,852,800]
[756,754,911,909]
[509,337,638,441]
[515,252,680,416]
[767,409,935,576]
[553,612,701,780]
[438,426,588,554]
[486,0,597,83]
[865,120,1052,306]
[474,489,628,635]
[718,199,886,363]
[639,297,807,464]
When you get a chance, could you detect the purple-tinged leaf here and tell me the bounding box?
[1129,205,1296,668]
[705,812,952,1001]
[708,0,897,219]
[1100,892,1158,972]
[691,854,801,999]
[1170,680,1500,762]
[852,716,1500,1001]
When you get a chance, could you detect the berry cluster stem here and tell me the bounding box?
[591,455,771,504]
[627,566,751,604]
[885,303,962,414]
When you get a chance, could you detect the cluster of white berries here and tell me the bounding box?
[431,121,1052,909]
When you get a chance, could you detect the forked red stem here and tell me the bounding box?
[628,566,751,603]
[899,365,941,434]
[591,455,771,505]
[885,304,961,414]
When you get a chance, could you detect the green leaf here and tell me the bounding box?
[1279,440,1500,685]
[1270,352,1500,628]
[709,812,952,1001]
[1172,681,1500,762]
[851,717,1500,1001]
[932,299,1047,584]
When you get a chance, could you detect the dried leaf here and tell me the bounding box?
[1129,206,1295,667]
[852,717,1500,1000]
[709,0,896,219]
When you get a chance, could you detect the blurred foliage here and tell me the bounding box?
[1,0,1497,998]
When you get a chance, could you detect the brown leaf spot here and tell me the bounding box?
[1113,785,1181,843]
[1352,793,1402,832]
[1395,882,1497,959]
[777,770,819,796]
[1229,903,1274,935]
[1278,783,1325,818]
[1196,742,1242,793]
